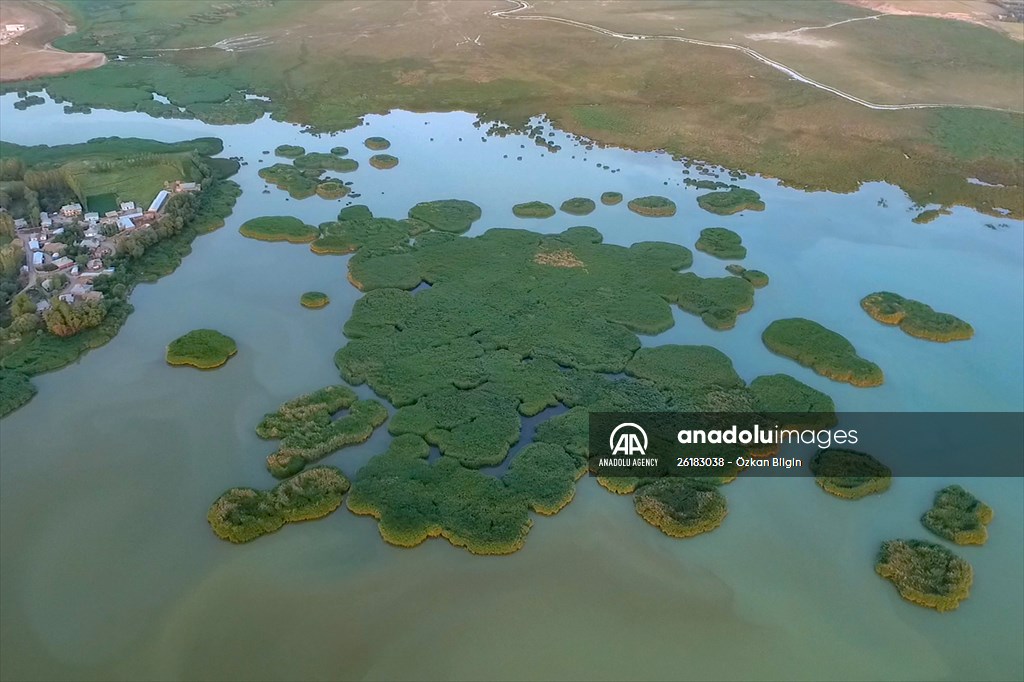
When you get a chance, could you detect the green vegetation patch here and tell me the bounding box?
[560,197,596,216]
[809,448,891,499]
[0,370,36,418]
[208,466,350,543]
[741,270,769,288]
[697,188,765,215]
[668,274,754,330]
[861,291,973,342]
[364,136,391,150]
[513,201,556,218]
[407,199,482,233]
[330,146,349,157]
[256,385,388,478]
[930,109,1024,162]
[921,484,993,545]
[600,191,623,205]
[239,216,318,243]
[762,318,883,387]
[166,329,237,369]
[274,144,305,158]
[912,208,951,224]
[875,539,973,612]
[627,195,676,217]
[369,154,399,170]
[85,192,117,215]
[258,163,322,199]
[300,291,330,309]
[315,180,350,199]
[633,478,727,538]
[293,152,359,173]
[695,227,746,260]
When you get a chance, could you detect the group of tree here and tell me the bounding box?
[41,298,106,337]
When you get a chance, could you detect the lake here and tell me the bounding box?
[1,94,1021,681]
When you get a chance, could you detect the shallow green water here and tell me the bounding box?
[0,96,1021,681]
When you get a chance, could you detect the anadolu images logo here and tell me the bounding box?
[609,422,648,456]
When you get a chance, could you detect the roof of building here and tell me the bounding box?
[147,190,170,213]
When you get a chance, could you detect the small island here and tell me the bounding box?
[315,180,350,199]
[560,197,596,216]
[912,208,951,224]
[600,191,623,205]
[239,216,319,243]
[809,448,891,499]
[633,478,728,538]
[860,291,973,342]
[875,539,973,612]
[330,146,349,156]
[274,144,305,158]
[627,195,676,217]
[207,466,350,543]
[762,318,883,387]
[697,187,765,215]
[742,269,769,288]
[513,201,556,218]
[293,152,359,173]
[364,136,391,150]
[300,291,330,309]
[407,199,482,233]
[921,484,993,545]
[695,227,746,259]
[369,154,399,169]
[258,163,323,199]
[166,329,237,369]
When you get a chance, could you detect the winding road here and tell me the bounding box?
[490,0,1022,114]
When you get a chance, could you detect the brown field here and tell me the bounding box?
[0,1,105,82]
[845,0,1024,40]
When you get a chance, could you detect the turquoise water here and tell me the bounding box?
[1,95,1021,681]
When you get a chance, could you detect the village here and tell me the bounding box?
[11,180,200,311]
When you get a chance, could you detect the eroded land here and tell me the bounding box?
[0,0,1019,217]
[0,1,105,81]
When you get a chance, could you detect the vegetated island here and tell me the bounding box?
[166,328,237,369]
[921,484,993,545]
[725,264,768,288]
[695,227,746,259]
[560,197,596,216]
[208,466,350,543]
[369,154,399,169]
[239,216,318,243]
[600,191,623,205]
[633,478,727,538]
[627,195,676,217]
[697,188,765,215]
[258,163,339,200]
[912,208,951,224]
[875,539,973,612]
[300,291,330,309]
[330,146,349,156]
[809,448,891,499]
[762,318,884,387]
[293,152,358,173]
[315,180,350,199]
[274,144,305,158]
[513,201,556,218]
[0,137,241,417]
[861,291,973,342]
[364,136,391,150]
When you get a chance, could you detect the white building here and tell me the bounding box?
[27,239,39,251]
[147,190,170,214]
[13,218,27,229]
[31,252,43,267]
[39,212,52,228]
[5,24,27,32]
[118,216,135,230]
[60,203,83,217]
[120,201,136,212]
[84,212,100,223]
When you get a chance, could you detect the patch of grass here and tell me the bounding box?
[600,191,622,205]
[921,485,993,545]
[315,180,350,199]
[85,192,117,214]
[364,136,391,150]
[695,227,746,260]
[861,291,973,342]
[300,291,330,309]
[407,199,482,233]
[513,201,556,218]
[762,318,883,387]
[369,153,399,169]
[931,110,1024,162]
[560,197,596,216]
[666,274,755,330]
[292,153,359,172]
[0,370,36,418]
[274,144,305,158]
[809,448,891,499]
[166,328,237,369]
[330,146,349,156]
[912,208,951,224]
[742,269,768,288]
[875,539,973,612]
[257,163,321,199]
[697,188,765,215]
[628,195,676,217]
[633,478,727,538]
[239,216,319,243]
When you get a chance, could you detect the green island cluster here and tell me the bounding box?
[724,264,768,288]
[762,318,883,387]
[364,137,391,150]
[165,329,237,369]
[239,216,318,243]
[627,195,676,217]
[695,227,746,260]
[632,478,728,538]
[0,137,241,416]
[697,188,765,215]
[875,539,973,612]
[560,197,596,216]
[274,144,305,158]
[513,201,556,218]
[258,163,348,200]
[861,291,973,342]
[256,385,387,478]
[808,448,891,499]
[293,152,358,173]
[921,484,993,545]
[208,466,350,543]
[300,291,330,309]
[369,154,399,170]
[600,191,623,205]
